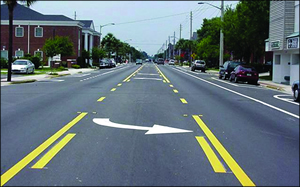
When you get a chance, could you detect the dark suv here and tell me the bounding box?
[219,61,245,80]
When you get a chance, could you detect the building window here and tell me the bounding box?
[15,27,24,37]
[35,27,43,37]
[1,50,8,60]
[34,51,43,60]
[275,55,281,65]
[15,50,24,58]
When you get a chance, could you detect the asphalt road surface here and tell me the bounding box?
[1,63,299,186]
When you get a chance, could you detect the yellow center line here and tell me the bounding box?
[111,88,116,91]
[155,65,170,83]
[117,83,122,87]
[1,113,87,186]
[123,65,144,82]
[173,89,179,93]
[163,80,166,83]
[196,136,226,173]
[180,98,188,104]
[31,133,76,169]
[170,85,174,88]
[192,115,255,186]
[97,97,106,102]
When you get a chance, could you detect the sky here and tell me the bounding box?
[27,1,239,56]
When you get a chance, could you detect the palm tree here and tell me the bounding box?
[3,0,36,81]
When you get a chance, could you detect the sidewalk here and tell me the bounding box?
[1,68,97,86]
[178,65,293,95]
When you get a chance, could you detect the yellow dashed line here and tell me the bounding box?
[170,85,174,88]
[180,98,188,104]
[117,83,122,86]
[97,97,106,102]
[173,89,178,93]
[111,88,116,91]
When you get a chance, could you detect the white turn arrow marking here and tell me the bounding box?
[93,118,193,135]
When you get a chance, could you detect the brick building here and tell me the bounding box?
[1,3,100,67]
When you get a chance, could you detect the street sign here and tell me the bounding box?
[191,53,196,59]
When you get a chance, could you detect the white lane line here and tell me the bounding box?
[173,68,299,119]
[133,77,163,81]
[137,73,159,76]
[274,95,299,105]
[72,73,91,77]
[79,66,129,82]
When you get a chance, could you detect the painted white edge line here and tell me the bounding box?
[172,67,299,119]
[274,95,300,106]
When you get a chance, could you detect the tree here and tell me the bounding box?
[91,47,106,63]
[43,36,74,67]
[101,33,117,58]
[3,1,36,81]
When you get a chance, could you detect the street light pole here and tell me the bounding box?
[99,23,115,48]
[198,0,224,67]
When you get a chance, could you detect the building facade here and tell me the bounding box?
[1,3,100,67]
[266,1,299,85]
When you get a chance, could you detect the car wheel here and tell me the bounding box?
[26,68,29,74]
[294,87,299,102]
[191,67,195,71]
[219,74,222,79]
[32,68,35,74]
[222,75,226,80]
[234,76,239,83]
[229,76,232,82]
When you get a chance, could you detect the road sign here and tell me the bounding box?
[191,53,196,59]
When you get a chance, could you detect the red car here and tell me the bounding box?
[229,65,259,85]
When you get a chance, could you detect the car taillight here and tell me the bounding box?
[238,70,245,75]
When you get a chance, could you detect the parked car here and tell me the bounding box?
[219,61,245,80]
[11,59,35,74]
[136,59,143,65]
[292,80,299,102]
[191,60,206,72]
[229,65,259,85]
[169,59,175,65]
[99,59,111,69]
[157,58,164,65]
[110,58,116,67]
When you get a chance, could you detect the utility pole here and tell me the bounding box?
[220,0,224,67]
[168,36,171,60]
[179,24,182,40]
[74,11,77,20]
[165,40,167,59]
[173,31,175,58]
[190,11,193,65]
[190,11,192,40]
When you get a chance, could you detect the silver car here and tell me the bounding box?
[191,60,206,72]
[12,59,35,74]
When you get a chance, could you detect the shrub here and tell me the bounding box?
[92,61,99,67]
[72,65,80,69]
[31,56,41,69]
[57,66,67,71]
[61,61,67,67]
[77,56,87,68]
[1,58,8,68]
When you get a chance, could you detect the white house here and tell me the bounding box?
[266,1,299,85]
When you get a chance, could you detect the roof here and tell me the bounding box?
[1,3,74,21]
[78,20,93,28]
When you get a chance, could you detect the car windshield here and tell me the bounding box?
[13,61,27,65]
[1,1,298,187]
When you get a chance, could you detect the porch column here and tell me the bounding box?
[84,33,88,64]
[89,34,93,66]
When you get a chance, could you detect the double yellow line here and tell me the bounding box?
[193,115,255,186]
[155,65,170,83]
[1,113,87,186]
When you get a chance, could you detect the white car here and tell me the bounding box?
[169,59,175,65]
[12,59,35,74]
